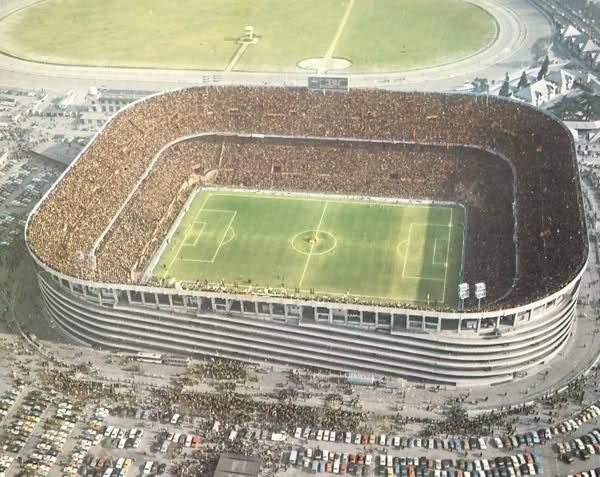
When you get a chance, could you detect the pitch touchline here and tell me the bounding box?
[210,192,457,211]
[215,281,435,304]
[298,201,328,289]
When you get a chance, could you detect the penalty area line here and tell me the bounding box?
[163,194,211,278]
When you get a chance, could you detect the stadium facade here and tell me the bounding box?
[25,87,588,387]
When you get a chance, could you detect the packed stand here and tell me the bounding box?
[27,87,587,311]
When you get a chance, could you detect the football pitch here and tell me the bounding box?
[0,0,496,71]
[152,190,465,307]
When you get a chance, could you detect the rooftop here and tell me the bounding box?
[214,454,260,477]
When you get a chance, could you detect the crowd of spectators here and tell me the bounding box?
[26,86,587,311]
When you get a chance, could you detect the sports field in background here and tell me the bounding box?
[0,0,496,71]
[152,190,465,307]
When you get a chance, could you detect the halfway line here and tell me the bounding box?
[299,201,328,288]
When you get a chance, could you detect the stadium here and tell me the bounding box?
[25,86,588,386]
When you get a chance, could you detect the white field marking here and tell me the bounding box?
[188,209,235,248]
[180,212,236,263]
[441,208,454,304]
[163,193,212,277]
[290,230,337,256]
[209,191,445,209]
[201,209,237,214]
[401,223,414,280]
[190,222,207,247]
[298,201,328,289]
[209,211,237,263]
[325,0,355,59]
[303,288,435,303]
[221,227,236,247]
[401,223,447,285]
[432,239,438,265]
[396,239,408,257]
[207,280,436,304]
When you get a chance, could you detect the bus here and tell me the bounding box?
[289,450,298,466]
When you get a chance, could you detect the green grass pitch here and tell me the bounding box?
[0,0,496,71]
[152,190,465,307]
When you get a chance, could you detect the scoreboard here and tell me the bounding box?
[308,76,349,91]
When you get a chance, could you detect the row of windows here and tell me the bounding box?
[49,273,576,332]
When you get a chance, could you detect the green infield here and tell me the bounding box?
[0,0,496,71]
[152,190,465,307]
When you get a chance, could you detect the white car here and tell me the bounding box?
[587,444,596,455]
[569,419,579,430]
[80,439,92,450]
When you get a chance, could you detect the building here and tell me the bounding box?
[514,79,557,106]
[85,87,155,114]
[546,69,576,94]
[25,87,587,387]
[559,23,600,71]
[214,454,260,477]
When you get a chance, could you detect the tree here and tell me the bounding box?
[517,71,529,90]
[471,77,489,93]
[499,73,511,97]
[537,55,550,80]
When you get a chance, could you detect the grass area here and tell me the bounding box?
[0,0,496,71]
[334,0,497,71]
[153,190,465,307]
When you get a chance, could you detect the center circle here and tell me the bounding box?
[291,230,337,256]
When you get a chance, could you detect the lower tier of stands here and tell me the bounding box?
[36,265,582,387]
